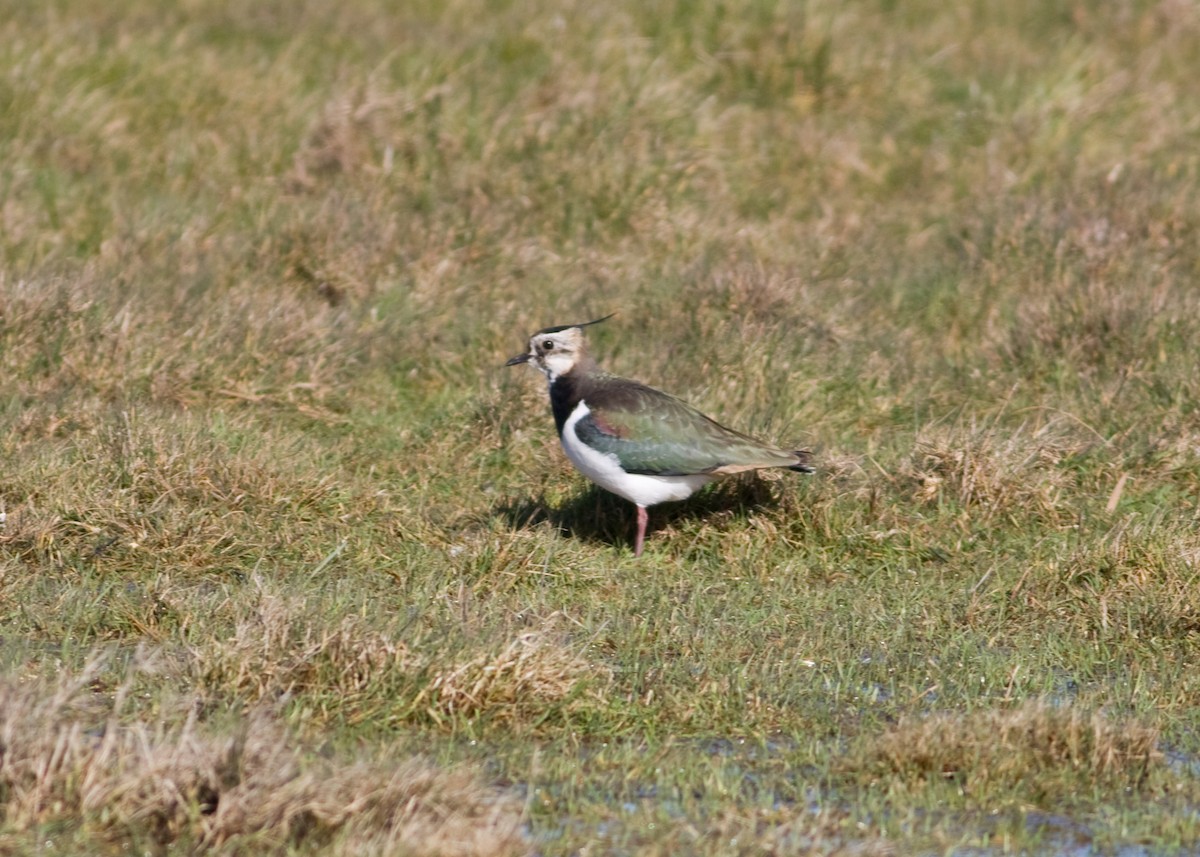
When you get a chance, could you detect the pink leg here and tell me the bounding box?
[634,506,648,557]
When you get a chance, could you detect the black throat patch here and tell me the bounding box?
[547,372,581,436]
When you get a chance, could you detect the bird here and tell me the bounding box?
[506,314,814,556]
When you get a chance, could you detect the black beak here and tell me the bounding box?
[505,353,531,366]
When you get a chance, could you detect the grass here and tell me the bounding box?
[0,658,526,856]
[3,0,1200,852]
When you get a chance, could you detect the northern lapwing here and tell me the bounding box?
[506,315,814,556]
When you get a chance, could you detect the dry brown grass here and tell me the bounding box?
[417,622,607,725]
[0,270,365,416]
[0,659,527,856]
[196,582,419,701]
[894,419,1094,526]
[197,582,608,727]
[850,701,1161,799]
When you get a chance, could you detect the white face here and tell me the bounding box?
[525,328,584,380]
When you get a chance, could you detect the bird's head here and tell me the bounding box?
[506,313,614,381]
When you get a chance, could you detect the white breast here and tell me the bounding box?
[560,401,712,508]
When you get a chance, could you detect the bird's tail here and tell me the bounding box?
[788,449,816,473]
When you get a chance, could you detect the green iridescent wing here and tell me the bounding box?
[576,383,799,476]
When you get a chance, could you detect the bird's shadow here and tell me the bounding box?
[493,476,783,553]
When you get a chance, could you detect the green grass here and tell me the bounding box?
[4,0,1200,853]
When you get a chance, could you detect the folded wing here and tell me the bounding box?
[576,384,802,476]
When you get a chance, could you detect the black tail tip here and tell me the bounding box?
[789,449,815,474]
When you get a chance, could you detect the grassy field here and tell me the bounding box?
[3,0,1200,853]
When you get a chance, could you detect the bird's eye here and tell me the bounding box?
[541,340,554,351]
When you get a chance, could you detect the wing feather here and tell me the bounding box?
[576,383,801,476]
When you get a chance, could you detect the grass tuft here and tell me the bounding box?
[0,661,526,856]
[896,418,1091,526]
[418,621,609,725]
[850,701,1161,800]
